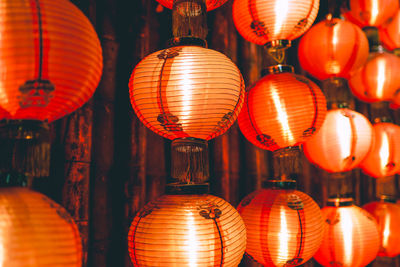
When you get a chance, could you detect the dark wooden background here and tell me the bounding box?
[33,0,400,266]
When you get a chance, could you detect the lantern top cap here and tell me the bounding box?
[379,194,397,203]
[165,183,210,194]
[327,197,354,207]
[167,37,207,48]
[265,40,291,50]
[264,180,296,190]
[264,65,294,75]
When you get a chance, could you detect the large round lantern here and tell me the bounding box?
[0,0,102,122]
[363,198,400,257]
[232,0,319,45]
[129,45,244,141]
[380,10,400,51]
[313,198,380,267]
[128,194,246,266]
[0,187,82,266]
[303,109,373,173]
[298,18,369,80]
[349,52,400,102]
[237,181,324,266]
[360,122,400,178]
[155,0,227,11]
[238,67,326,151]
[343,0,399,28]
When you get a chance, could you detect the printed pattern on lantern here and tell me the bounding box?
[198,202,222,219]
[198,202,225,266]
[256,134,278,148]
[157,47,182,59]
[286,194,305,210]
[250,20,268,37]
[157,113,183,132]
[19,0,54,108]
[19,79,54,108]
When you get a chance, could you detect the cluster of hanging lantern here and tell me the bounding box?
[3,0,400,265]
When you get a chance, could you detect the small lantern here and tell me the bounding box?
[363,197,400,257]
[128,193,246,266]
[303,109,373,173]
[238,66,326,151]
[349,51,400,103]
[313,197,380,267]
[360,122,400,178]
[232,0,319,45]
[298,17,369,80]
[0,187,82,266]
[237,180,324,266]
[343,0,399,28]
[380,10,400,51]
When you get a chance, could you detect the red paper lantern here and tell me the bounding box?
[0,187,82,266]
[155,0,227,11]
[0,0,103,122]
[363,199,400,257]
[343,0,399,28]
[380,10,400,50]
[232,0,319,45]
[360,122,400,178]
[303,109,373,173]
[314,198,380,267]
[349,51,400,102]
[128,194,246,266]
[237,182,324,266]
[298,18,369,80]
[238,68,327,151]
[129,45,245,141]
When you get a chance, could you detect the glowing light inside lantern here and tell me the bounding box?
[371,0,379,25]
[180,64,194,121]
[336,114,352,165]
[274,0,289,36]
[382,214,391,248]
[341,209,354,265]
[278,208,289,263]
[376,58,386,99]
[379,132,390,171]
[187,212,198,267]
[271,87,294,143]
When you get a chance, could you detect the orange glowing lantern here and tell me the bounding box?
[363,198,400,257]
[128,194,246,266]
[0,187,82,266]
[360,122,400,178]
[238,67,326,151]
[313,198,380,267]
[232,0,319,45]
[237,180,324,266]
[129,45,244,141]
[298,18,369,80]
[0,0,102,122]
[155,0,227,11]
[349,51,400,102]
[343,0,399,28]
[303,109,373,173]
[380,10,400,51]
